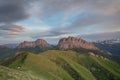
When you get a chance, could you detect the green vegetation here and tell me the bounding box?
[0,50,120,80]
[91,56,120,78]
[77,54,120,80]
[0,65,44,80]
[42,50,96,80]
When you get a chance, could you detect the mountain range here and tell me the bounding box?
[0,37,120,80]
[0,37,100,60]
[94,39,120,55]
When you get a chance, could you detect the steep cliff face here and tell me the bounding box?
[58,37,99,50]
[17,39,51,48]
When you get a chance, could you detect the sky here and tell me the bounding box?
[0,0,120,44]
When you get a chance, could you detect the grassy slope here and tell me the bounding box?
[42,50,96,80]
[24,53,74,80]
[77,53,120,80]
[9,52,74,80]
[0,65,44,80]
[6,50,120,80]
[42,50,120,80]
[91,56,120,78]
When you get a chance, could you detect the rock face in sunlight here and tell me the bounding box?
[17,39,51,48]
[58,36,99,50]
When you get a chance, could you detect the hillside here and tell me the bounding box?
[2,50,120,80]
[0,65,44,80]
[0,47,53,60]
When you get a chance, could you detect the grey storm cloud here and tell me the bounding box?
[30,0,120,18]
[0,0,29,36]
[0,24,24,35]
[0,0,30,23]
[0,0,120,25]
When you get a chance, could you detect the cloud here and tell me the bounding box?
[66,14,120,32]
[0,0,29,23]
[31,29,70,39]
[0,24,24,35]
[87,0,120,16]
[0,0,120,44]
[29,0,120,18]
[0,0,119,26]
[80,31,120,41]
[29,0,86,20]
[28,0,120,32]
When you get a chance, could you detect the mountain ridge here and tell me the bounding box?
[94,39,120,55]
[58,36,99,50]
[17,39,51,49]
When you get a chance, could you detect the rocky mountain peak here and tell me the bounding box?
[17,39,50,49]
[35,39,50,48]
[58,36,99,50]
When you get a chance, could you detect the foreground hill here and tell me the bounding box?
[2,50,120,80]
[0,65,44,80]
